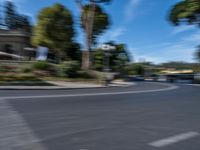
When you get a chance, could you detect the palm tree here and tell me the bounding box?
[75,0,111,70]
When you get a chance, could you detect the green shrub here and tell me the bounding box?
[33,61,51,71]
[0,65,18,73]
[59,61,80,78]
[78,71,95,79]
[22,68,31,73]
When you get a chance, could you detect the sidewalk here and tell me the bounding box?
[0,80,135,90]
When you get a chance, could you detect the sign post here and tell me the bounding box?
[100,44,115,86]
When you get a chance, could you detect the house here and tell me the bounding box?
[0,29,31,60]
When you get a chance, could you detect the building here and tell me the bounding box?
[0,29,31,60]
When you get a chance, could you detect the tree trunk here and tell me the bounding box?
[75,0,96,70]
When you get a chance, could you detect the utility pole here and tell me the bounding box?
[101,44,115,86]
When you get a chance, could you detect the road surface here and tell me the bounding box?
[0,82,200,150]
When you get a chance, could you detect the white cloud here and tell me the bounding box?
[99,27,126,43]
[109,27,126,40]
[132,31,200,63]
[171,25,196,35]
[124,0,142,22]
[182,31,200,43]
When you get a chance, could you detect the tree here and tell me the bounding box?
[75,0,111,70]
[93,41,130,74]
[169,0,200,26]
[66,42,81,61]
[4,1,16,29]
[32,3,75,62]
[81,4,110,45]
[16,15,31,32]
[4,1,31,32]
[169,0,200,67]
[196,46,200,64]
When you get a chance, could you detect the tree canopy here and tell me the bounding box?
[89,0,111,3]
[81,4,110,45]
[76,0,111,5]
[32,3,75,61]
[196,46,200,64]
[75,0,111,70]
[93,41,130,73]
[4,1,31,32]
[169,0,200,26]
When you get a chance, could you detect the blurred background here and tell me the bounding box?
[0,0,200,86]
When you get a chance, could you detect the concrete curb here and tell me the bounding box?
[184,84,200,87]
[0,82,136,90]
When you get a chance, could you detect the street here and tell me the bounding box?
[0,82,200,150]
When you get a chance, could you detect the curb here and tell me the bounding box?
[0,82,136,90]
[184,84,200,87]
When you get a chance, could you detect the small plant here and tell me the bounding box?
[59,61,80,78]
[22,68,32,73]
[78,71,95,79]
[0,65,18,73]
[33,61,51,70]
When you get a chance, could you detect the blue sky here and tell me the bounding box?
[3,0,200,63]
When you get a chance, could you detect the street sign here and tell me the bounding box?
[100,44,115,51]
[36,46,49,61]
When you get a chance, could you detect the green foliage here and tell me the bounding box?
[0,75,39,82]
[0,64,19,73]
[91,0,111,3]
[81,4,110,45]
[22,67,32,73]
[59,61,80,78]
[0,75,53,86]
[126,64,146,76]
[32,3,75,60]
[78,71,96,79]
[134,65,145,75]
[92,42,130,73]
[92,49,104,70]
[33,61,51,70]
[4,1,31,32]
[169,0,200,26]
[161,61,196,70]
[196,46,200,64]
[65,43,81,61]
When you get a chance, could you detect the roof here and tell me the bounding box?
[0,51,21,59]
[0,29,30,37]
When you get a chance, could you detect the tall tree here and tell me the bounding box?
[32,3,75,62]
[4,1,31,32]
[196,46,200,64]
[4,1,17,29]
[75,0,111,70]
[169,0,200,26]
[67,42,81,61]
[81,4,109,45]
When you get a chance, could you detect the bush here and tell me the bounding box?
[22,67,32,73]
[0,65,18,73]
[33,61,51,71]
[78,71,95,79]
[59,61,80,78]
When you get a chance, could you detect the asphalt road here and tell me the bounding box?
[0,82,200,150]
